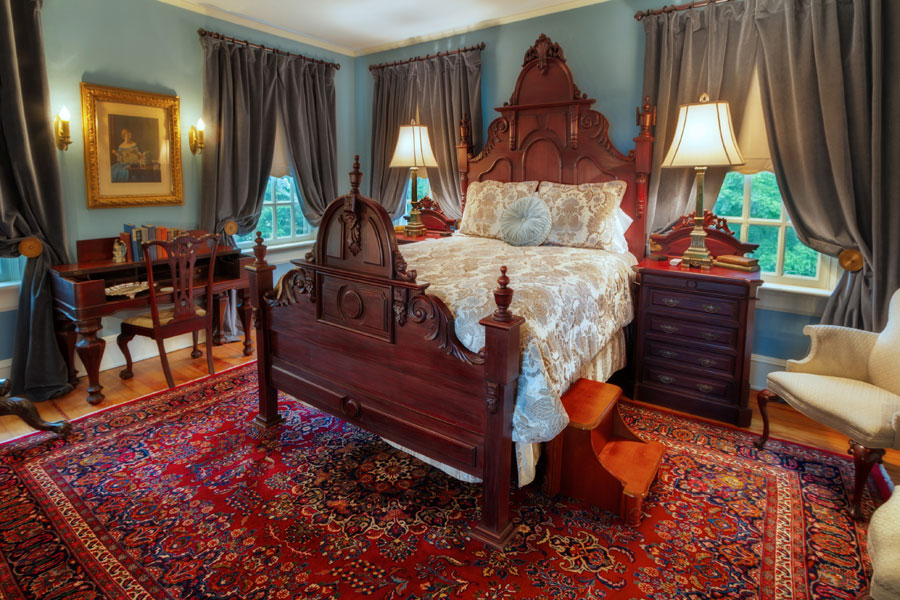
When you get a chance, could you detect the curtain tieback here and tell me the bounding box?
[838,248,864,272]
[18,237,44,258]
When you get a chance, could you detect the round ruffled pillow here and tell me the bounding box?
[499,195,552,246]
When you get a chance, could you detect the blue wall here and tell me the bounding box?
[41,0,357,259]
[355,0,659,193]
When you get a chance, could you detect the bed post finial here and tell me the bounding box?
[633,97,656,220]
[252,231,268,268]
[349,155,362,198]
[492,266,514,322]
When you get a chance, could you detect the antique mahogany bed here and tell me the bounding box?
[246,35,655,549]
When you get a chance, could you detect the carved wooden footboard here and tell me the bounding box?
[246,158,524,548]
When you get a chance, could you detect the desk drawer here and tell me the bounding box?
[646,314,738,348]
[647,289,739,321]
[646,340,735,376]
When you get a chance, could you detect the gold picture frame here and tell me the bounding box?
[81,83,183,208]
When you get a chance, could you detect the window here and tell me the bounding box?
[393,176,431,226]
[235,175,314,246]
[0,256,27,285]
[713,171,836,289]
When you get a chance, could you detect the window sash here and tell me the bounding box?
[237,176,315,247]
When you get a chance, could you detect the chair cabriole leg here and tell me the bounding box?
[191,330,202,358]
[754,389,777,449]
[117,332,135,380]
[847,440,885,520]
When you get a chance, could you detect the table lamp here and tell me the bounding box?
[661,93,744,268]
[390,119,438,237]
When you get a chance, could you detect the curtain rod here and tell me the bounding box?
[368,42,486,71]
[634,0,736,21]
[197,28,341,70]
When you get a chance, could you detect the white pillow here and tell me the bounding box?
[499,196,552,246]
[537,180,628,251]
[458,180,539,239]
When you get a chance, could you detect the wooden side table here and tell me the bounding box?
[632,259,762,426]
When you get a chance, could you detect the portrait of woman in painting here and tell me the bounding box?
[110,128,147,182]
[107,114,162,184]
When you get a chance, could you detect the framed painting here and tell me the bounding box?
[80,83,183,208]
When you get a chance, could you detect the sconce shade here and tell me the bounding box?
[389,121,438,169]
[662,97,745,168]
[59,106,71,121]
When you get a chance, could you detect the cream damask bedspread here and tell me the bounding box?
[394,234,637,484]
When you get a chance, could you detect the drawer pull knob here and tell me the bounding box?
[697,383,713,393]
[663,298,680,307]
[660,324,678,334]
[658,375,675,384]
[698,358,715,367]
[341,397,361,418]
[703,304,721,313]
[701,331,719,341]
[659,350,677,359]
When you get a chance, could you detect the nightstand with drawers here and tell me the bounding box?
[632,259,763,426]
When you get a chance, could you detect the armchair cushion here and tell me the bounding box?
[787,325,878,380]
[767,372,900,449]
[868,490,900,600]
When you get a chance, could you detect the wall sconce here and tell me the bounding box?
[54,106,71,151]
[189,118,204,154]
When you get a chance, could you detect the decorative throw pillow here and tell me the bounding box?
[458,180,539,239]
[537,180,628,251]
[499,196,552,246]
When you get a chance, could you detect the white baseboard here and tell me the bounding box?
[71,332,202,377]
[749,353,787,391]
[0,334,199,382]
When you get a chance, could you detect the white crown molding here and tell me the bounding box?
[155,0,356,56]
[357,0,610,56]
[156,0,610,58]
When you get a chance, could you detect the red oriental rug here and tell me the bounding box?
[0,364,886,600]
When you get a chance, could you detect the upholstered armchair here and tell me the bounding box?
[755,289,900,519]
[859,489,900,600]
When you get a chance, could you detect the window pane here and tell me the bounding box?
[234,230,254,244]
[275,204,291,238]
[749,172,782,219]
[0,256,27,283]
[783,226,819,278]
[264,177,275,203]
[747,224,778,273]
[294,203,312,238]
[713,171,744,218]
[257,205,274,239]
[275,176,292,204]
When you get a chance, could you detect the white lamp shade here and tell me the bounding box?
[662,99,745,168]
[389,122,439,169]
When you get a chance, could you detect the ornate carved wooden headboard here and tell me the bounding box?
[457,34,656,258]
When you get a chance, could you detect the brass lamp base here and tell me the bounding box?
[680,165,712,269]
[403,166,426,238]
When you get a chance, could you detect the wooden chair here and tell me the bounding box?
[117,234,220,388]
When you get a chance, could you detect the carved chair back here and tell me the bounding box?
[142,234,220,330]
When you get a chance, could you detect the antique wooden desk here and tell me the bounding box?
[50,236,254,405]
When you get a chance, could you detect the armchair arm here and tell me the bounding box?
[786,324,878,380]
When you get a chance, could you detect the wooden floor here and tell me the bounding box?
[1,346,897,485]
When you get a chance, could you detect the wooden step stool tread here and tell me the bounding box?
[561,378,622,430]
[598,437,666,498]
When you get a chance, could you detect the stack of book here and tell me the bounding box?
[121,225,187,262]
[713,254,760,272]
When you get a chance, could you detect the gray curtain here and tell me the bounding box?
[641,2,759,234]
[0,0,72,400]
[200,36,279,238]
[756,0,899,331]
[277,59,338,226]
[411,49,482,220]
[370,63,414,218]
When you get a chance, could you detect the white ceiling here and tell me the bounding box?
[161,0,607,56]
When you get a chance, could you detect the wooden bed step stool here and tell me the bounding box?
[545,378,665,526]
